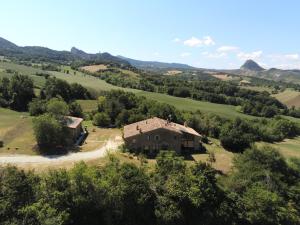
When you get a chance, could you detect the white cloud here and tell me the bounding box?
[217,45,239,52]
[184,36,215,47]
[202,51,227,58]
[284,54,299,60]
[237,50,263,61]
[172,38,181,43]
[153,52,160,56]
[180,52,191,57]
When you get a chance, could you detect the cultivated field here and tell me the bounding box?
[80,64,108,73]
[273,89,300,108]
[165,70,182,76]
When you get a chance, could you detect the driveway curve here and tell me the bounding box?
[0,137,123,166]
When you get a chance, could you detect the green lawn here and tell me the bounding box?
[137,91,259,119]
[0,108,36,155]
[257,137,300,158]
[77,100,98,112]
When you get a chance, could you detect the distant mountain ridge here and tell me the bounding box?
[0,37,129,65]
[118,55,195,70]
[1,36,300,83]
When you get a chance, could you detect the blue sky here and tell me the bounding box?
[0,0,300,69]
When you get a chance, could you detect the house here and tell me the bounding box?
[66,116,84,141]
[123,117,201,154]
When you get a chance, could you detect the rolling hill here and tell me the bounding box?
[0,37,129,65]
[117,55,195,70]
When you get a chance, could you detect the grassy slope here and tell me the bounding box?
[272,89,300,108]
[0,108,36,155]
[137,91,258,119]
[257,137,300,158]
[2,61,300,122]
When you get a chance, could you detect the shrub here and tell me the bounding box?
[93,112,110,127]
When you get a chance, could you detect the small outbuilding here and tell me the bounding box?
[66,116,84,141]
[123,117,201,154]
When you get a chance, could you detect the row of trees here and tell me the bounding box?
[0,74,92,111]
[1,146,299,225]
[92,69,291,118]
[91,90,183,127]
[185,111,299,152]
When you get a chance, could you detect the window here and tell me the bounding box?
[132,139,136,144]
[155,135,159,141]
[174,135,177,140]
[147,135,150,140]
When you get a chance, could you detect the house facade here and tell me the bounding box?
[123,117,201,154]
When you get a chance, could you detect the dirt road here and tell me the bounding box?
[0,137,123,166]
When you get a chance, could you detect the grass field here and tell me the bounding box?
[257,137,300,158]
[0,107,121,155]
[0,108,36,155]
[137,91,258,119]
[192,138,234,173]
[272,89,300,108]
[2,61,300,123]
[80,64,108,73]
[77,100,98,112]
[241,85,274,93]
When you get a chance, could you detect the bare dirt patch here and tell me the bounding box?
[80,64,108,73]
[165,70,182,76]
[212,74,233,81]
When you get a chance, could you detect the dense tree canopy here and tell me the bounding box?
[0,146,298,225]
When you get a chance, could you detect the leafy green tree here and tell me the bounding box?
[93,112,110,127]
[0,166,38,225]
[33,114,65,147]
[28,98,47,116]
[69,101,83,117]
[46,98,69,117]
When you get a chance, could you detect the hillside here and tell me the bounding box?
[0,37,129,65]
[118,55,195,70]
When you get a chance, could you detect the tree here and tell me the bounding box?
[28,98,47,116]
[0,166,38,224]
[93,112,110,127]
[69,101,83,117]
[8,74,35,111]
[33,114,65,147]
[46,98,69,118]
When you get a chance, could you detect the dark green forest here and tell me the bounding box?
[1,146,299,225]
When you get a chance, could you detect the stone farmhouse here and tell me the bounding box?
[123,117,201,154]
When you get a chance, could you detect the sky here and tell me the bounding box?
[0,0,300,69]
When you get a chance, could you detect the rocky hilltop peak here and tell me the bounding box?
[241,59,265,71]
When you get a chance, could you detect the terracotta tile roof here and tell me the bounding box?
[66,116,83,129]
[123,117,201,138]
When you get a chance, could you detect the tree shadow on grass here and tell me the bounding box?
[34,144,81,157]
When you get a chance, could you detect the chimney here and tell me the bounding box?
[184,121,188,127]
[136,125,139,130]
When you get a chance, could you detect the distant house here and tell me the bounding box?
[123,117,201,154]
[66,116,84,141]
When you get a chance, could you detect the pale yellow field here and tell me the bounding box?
[272,89,300,108]
[192,138,234,174]
[212,74,233,81]
[165,70,182,76]
[80,64,108,73]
